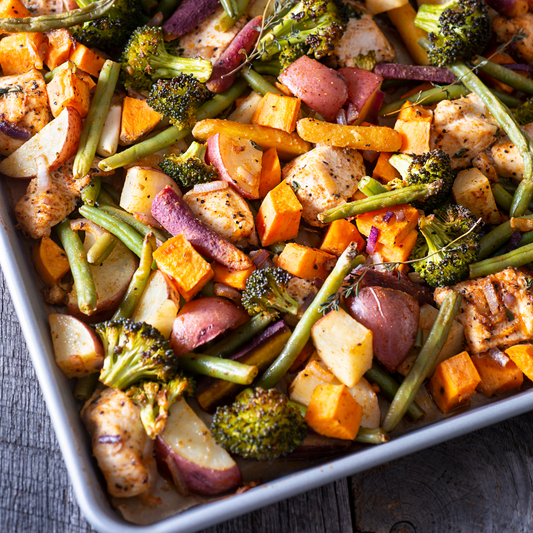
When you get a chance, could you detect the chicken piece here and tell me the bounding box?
[178,7,246,64]
[472,152,499,183]
[335,3,395,67]
[282,145,364,227]
[493,14,533,65]
[15,157,112,239]
[81,388,156,499]
[182,185,256,246]
[0,70,51,157]
[431,94,499,170]
[22,0,63,14]
[490,123,533,180]
[434,268,533,354]
[287,276,318,318]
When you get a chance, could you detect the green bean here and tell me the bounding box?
[112,234,156,320]
[382,290,462,433]
[55,220,97,315]
[355,428,390,444]
[219,0,236,18]
[100,182,121,204]
[156,0,180,19]
[205,312,275,358]
[81,175,101,207]
[0,0,116,32]
[470,241,533,278]
[475,56,533,96]
[477,214,533,259]
[44,60,77,83]
[252,60,282,77]
[490,89,521,109]
[256,244,364,389]
[241,67,282,96]
[215,0,250,31]
[74,373,99,401]
[96,189,118,208]
[359,176,388,196]
[74,60,120,180]
[180,354,259,384]
[492,183,513,212]
[86,232,117,265]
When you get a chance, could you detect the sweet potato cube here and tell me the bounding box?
[153,234,214,301]
[373,152,401,183]
[32,236,70,286]
[505,344,533,380]
[69,44,105,78]
[0,0,30,18]
[0,32,45,75]
[320,219,365,256]
[427,351,481,414]
[256,180,302,246]
[76,69,96,90]
[394,103,433,155]
[374,229,418,264]
[212,262,255,290]
[276,243,334,281]
[397,102,433,123]
[259,147,281,197]
[356,204,418,248]
[471,352,523,397]
[47,68,90,118]
[44,29,73,70]
[120,97,162,145]
[251,92,301,133]
[305,384,363,440]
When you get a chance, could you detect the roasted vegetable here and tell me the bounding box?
[512,96,533,126]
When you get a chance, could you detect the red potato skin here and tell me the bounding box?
[338,67,383,125]
[346,286,419,372]
[171,297,247,356]
[373,64,456,84]
[162,0,220,40]
[154,436,242,496]
[207,16,262,93]
[151,186,253,270]
[485,0,528,18]
[365,89,385,125]
[279,56,349,122]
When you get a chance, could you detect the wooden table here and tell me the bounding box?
[2,270,533,533]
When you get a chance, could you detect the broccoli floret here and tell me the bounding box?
[211,388,307,460]
[414,0,491,67]
[159,142,218,188]
[410,204,483,287]
[354,50,377,71]
[146,74,211,129]
[126,375,194,438]
[512,97,533,126]
[279,43,310,70]
[258,0,346,62]
[70,0,142,52]
[97,319,177,390]
[241,266,299,316]
[388,149,454,211]
[120,25,213,91]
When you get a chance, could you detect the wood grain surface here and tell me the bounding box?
[2,269,533,533]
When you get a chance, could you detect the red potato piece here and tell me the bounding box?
[373,64,456,84]
[365,89,385,125]
[207,16,262,93]
[151,186,253,271]
[279,56,349,122]
[338,67,383,125]
[486,0,528,18]
[154,399,242,496]
[206,133,262,199]
[171,297,247,356]
[346,286,420,372]
[162,0,221,39]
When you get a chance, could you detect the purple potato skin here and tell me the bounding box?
[154,436,242,496]
[346,287,419,372]
[283,431,351,460]
[373,64,456,84]
[163,0,220,39]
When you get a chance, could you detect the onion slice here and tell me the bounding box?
[34,155,53,195]
[193,180,228,193]
[366,226,379,254]
[383,211,394,223]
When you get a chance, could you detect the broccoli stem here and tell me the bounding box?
[180,354,259,384]
[382,290,462,433]
[216,0,250,31]
[358,176,388,196]
[86,232,117,265]
[477,214,533,259]
[81,175,101,207]
[99,79,247,171]
[0,0,116,31]
[74,373,99,401]
[73,60,120,180]
[149,55,213,83]
[364,361,425,422]
[204,312,275,358]
[256,244,364,389]
[112,233,155,320]
[241,67,282,96]
[318,182,442,224]
[474,56,533,96]
[470,241,533,278]
[355,428,390,444]
[55,220,97,316]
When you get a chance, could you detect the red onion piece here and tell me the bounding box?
[193,180,228,193]
[336,108,348,125]
[98,435,122,444]
[251,249,272,269]
[0,119,31,141]
[300,292,316,313]
[488,347,510,367]
[396,209,406,222]
[313,277,324,290]
[214,283,242,305]
[366,226,379,254]
[482,280,500,314]
[35,155,52,195]
[383,211,394,223]
[507,231,522,252]
[500,63,533,73]
[503,292,516,307]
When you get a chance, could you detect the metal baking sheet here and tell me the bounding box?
[2,178,533,533]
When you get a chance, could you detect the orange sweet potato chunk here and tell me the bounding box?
[374,229,418,265]
[69,43,105,78]
[0,32,45,74]
[505,344,533,380]
[373,152,401,183]
[120,97,163,144]
[259,147,281,198]
[44,29,73,70]
[251,92,301,134]
[47,68,90,118]
[0,0,30,18]
[471,352,523,397]
[212,262,255,291]
[32,236,70,286]
[276,243,334,281]
[320,219,365,256]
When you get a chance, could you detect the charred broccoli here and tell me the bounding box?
[126,375,193,438]
[279,43,311,70]
[414,0,491,67]
[159,141,218,187]
[513,97,533,126]
[97,319,177,390]
[211,388,307,460]
[120,25,213,91]
[410,204,483,287]
[241,266,299,316]
[388,149,454,211]
[146,74,211,129]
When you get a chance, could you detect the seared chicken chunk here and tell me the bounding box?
[434,268,533,354]
[430,94,499,170]
[493,14,533,65]
[282,145,364,227]
[490,123,533,180]
[81,388,156,499]
[22,0,64,15]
